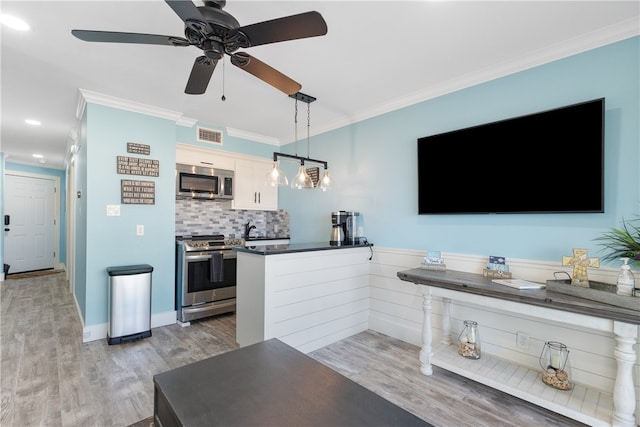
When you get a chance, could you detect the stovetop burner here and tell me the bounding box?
[177,234,245,251]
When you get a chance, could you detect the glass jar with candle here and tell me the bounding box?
[539,341,572,390]
[458,320,481,359]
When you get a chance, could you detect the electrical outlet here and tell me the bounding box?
[136,224,144,236]
[516,331,530,350]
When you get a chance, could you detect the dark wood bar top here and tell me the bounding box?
[397,268,640,325]
[153,338,431,427]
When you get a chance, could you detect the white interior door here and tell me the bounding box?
[3,174,55,273]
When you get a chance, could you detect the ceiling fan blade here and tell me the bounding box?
[165,0,213,33]
[72,30,190,46]
[230,52,301,95]
[233,11,327,48]
[185,56,217,95]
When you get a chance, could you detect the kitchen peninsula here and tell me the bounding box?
[234,242,374,354]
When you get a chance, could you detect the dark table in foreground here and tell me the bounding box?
[153,338,431,427]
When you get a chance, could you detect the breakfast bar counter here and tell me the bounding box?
[236,241,373,255]
[235,243,373,354]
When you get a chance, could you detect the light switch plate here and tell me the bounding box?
[136,225,144,236]
[106,205,120,216]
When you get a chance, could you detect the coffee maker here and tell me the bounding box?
[330,211,360,245]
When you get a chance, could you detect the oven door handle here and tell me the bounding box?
[184,251,235,261]
[185,254,214,262]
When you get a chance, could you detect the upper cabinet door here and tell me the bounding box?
[232,158,278,211]
[176,146,235,170]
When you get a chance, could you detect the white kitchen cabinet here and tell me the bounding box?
[176,144,235,170]
[232,158,278,211]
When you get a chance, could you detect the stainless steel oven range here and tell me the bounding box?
[175,234,244,323]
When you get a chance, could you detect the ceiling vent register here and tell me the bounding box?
[197,127,223,145]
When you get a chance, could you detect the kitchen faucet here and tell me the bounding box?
[245,221,256,238]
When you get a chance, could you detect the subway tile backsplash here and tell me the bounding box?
[175,199,290,238]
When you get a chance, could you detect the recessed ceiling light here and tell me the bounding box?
[32,154,44,159]
[0,14,29,31]
[25,119,41,126]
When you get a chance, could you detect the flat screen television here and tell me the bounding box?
[417,98,604,214]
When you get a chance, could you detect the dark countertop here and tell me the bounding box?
[397,268,640,325]
[244,235,290,242]
[236,241,373,255]
[153,338,431,427]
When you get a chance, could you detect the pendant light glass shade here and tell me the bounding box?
[317,169,334,191]
[265,161,288,187]
[291,164,314,189]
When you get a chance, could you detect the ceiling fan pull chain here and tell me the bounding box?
[221,57,226,101]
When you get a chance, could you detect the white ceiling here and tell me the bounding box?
[1,1,638,170]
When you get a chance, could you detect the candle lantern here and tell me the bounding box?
[458,320,481,359]
[539,341,572,390]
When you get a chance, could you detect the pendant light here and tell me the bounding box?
[266,92,333,191]
[291,161,314,189]
[317,169,334,191]
[266,160,288,187]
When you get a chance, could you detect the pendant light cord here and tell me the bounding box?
[307,102,311,159]
[294,99,299,156]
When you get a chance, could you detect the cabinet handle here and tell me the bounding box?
[200,161,214,166]
[254,192,257,203]
[258,192,261,204]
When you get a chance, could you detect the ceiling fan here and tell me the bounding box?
[71,0,327,95]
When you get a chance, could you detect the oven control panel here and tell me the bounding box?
[224,238,245,247]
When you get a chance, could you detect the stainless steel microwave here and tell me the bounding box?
[176,163,234,200]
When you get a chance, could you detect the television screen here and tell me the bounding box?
[417,98,604,214]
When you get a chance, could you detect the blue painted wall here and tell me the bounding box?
[279,36,639,266]
[77,103,176,327]
[3,162,67,267]
[74,112,88,321]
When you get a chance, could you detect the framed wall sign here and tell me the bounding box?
[121,179,155,205]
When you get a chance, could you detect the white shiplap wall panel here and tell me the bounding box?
[271,264,370,293]
[271,287,369,323]
[270,298,370,338]
[271,249,372,275]
[271,275,369,305]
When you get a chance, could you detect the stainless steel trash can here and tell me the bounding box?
[107,264,153,345]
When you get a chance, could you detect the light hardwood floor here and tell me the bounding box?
[1,272,587,427]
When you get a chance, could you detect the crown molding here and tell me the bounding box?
[176,116,198,128]
[226,127,281,146]
[77,89,189,123]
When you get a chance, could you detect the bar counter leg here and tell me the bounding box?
[612,321,637,427]
[419,285,433,375]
